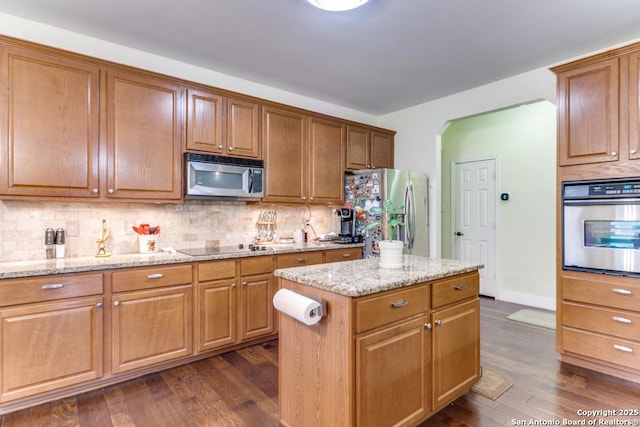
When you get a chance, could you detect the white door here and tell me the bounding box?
[452,159,497,297]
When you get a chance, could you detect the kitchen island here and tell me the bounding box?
[273,255,483,427]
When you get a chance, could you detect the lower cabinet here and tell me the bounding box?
[110,265,193,373]
[0,273,104,403]
[239,257,275,340]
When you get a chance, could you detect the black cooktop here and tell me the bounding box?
[177,246,250,256]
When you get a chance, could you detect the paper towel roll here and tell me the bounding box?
[273,288,323,326]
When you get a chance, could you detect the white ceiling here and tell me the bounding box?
[1,0,640,115]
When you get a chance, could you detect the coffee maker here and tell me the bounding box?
[338,208,356,244]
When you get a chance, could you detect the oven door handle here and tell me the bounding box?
[563,198,640,206]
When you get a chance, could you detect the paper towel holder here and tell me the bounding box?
[274,288,326,322]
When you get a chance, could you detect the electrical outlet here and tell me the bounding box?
[66,220,79,237]
[125,220,136,235]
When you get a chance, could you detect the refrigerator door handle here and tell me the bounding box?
[405,183,415,250]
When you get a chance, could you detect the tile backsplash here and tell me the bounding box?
[0,200,338,262]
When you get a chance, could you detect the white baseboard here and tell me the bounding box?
[493,290,556,311]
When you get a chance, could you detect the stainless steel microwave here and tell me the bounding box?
[184,153,264,200]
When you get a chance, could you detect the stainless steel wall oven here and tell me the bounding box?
[563,177,640,276]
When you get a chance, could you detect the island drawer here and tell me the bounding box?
[325,248,362,263]
[562,274,640,311]
[240,255,274,276]
[112,264,192,292]
[198,260,236,282]
[355,284,429,333]
[0,273,103,307]
[277,252,324,269]
[431,272,479,308]
[562,302,640,341]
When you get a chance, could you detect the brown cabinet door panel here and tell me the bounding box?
[370,131,394,169]
[105,70,182,200]
[308,117,345,204]
[0,46,100,197]
[197,280,237,352]
[346,126,370,170]
[239,273,274,340]
[186,88,224,154]
[227,97,260,158]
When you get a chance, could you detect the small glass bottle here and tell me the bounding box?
[45,228,55,259]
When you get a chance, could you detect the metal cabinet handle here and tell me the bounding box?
[91,188,99,194]
[297,257,308,262]
[302,196,307,201]
[41,284,64,290]
[631,149,638,155]
[96,302,103,308]
[231,283,237,288]
[612,288,632,295]
[108,188,115,194]
[391,300,408,308]
[147,273,164,279]
[454,284,468,291]
[425,323,432,330]
[242,281,248,286]
[613,344,633,353]
[229,146,234,151]
[611,151,617,156]
[612,316,632,324]
[342,253,352,258]
[435,319,442,326]
[218,145,223,150]
[113,301,120,306]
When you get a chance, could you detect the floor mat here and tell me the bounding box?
[470,366,513,400]
[507,308,556,330]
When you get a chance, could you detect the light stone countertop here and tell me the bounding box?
[0,242,364,280]
[274,255,484,297]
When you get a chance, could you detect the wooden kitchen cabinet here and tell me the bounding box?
[346,126,394,170]
[0,273,104,403]
[110,265,193,373]
[0,45,100,198]
[104,69,182,201]
[324,247,363,263]
[263,107,345,204]
[238,256,276,340]
[185,90,261,159]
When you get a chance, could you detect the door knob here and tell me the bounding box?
[455,231,464,236]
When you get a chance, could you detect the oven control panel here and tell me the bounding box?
[563,179,640,199]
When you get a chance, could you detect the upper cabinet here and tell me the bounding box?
[346,126,394,170]
[553,42,640,178]
[104,70,182,201]
[185,90,260,159]
[262,108,345,205]
[0,45,100,198]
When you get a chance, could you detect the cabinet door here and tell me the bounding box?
[239,273,274,341]
[356,315,430,427]
[308,116,345,204]
[0,46,100,197]
[105,70,182,200]
[324,247,363,263]
[186,87,224,154]
[431,298,480,410]
[111,285,193,373]
[197,279,237,352]
[0,296,103,402]
[370,131,394,169]
[346,126,371,170]
[262,106,306,203]
[629,52,640,160]
[227,97,260,158]
[557,58,620,166]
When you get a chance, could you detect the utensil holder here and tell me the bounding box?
[138,234,159,254]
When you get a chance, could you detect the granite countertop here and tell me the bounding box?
[274,255,484,297]
[0,242,364,280]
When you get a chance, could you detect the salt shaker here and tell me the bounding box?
[55,228,65,259]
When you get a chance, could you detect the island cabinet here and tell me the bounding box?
[345,126,395,171]
[109,264,193,373]
[276,263,480,427]
[0,273,104,403]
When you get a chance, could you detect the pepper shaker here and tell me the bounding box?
[45,228,55,259]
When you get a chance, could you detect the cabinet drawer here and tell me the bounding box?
[431,273,479,308]
[240,255,274,276]
[0,273,103,307]
[277,252,324,269]
[198,260,236,282]
[562,327,640,372]
[325,248,362,263]
[562,302,640,341]
[562,274,640,311]
[355,285,429,333]
[112,265,192,292]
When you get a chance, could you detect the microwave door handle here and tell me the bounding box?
[243,169,252,193]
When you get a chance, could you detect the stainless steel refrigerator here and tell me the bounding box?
[345,169,429,258]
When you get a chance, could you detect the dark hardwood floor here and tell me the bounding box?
[2,297,639,426]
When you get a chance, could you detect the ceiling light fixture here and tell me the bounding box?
[307,0,369,12]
